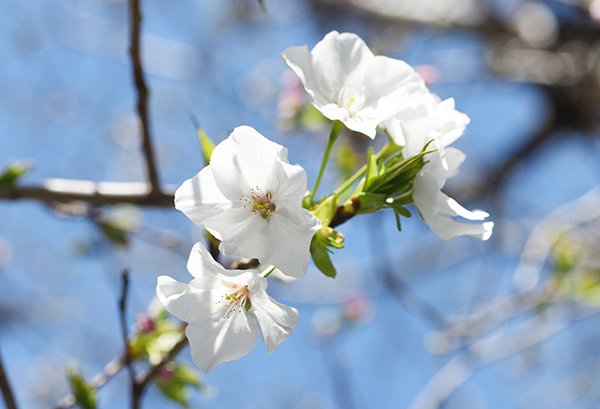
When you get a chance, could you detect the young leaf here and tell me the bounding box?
[355,192,386,213]
[310,234,336,278]
[67,368,97,409]
[310,227,344,278]
[156,363,204,408]
[190,115,215,166]
[95,219,129,247]
[312,195,340,227]
[157,381,189,407]
[0,162,31,190]
[364,147,378,190]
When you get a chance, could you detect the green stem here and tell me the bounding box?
[333,142,399,197]
[307,121,343,205]
[260,265,276,278]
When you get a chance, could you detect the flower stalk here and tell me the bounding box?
[306,121,343,206]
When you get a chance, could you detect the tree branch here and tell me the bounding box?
[407,308,599,409]
[0,180,174,207]
[134,333,188,393]
[128,0,160,195]
[118,270,138,409]
[0,345,18,409]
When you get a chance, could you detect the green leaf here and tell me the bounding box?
[355,192,386,213]
[157,381,189,407]
[312,195,340,227]
[0,162,31,190]
[310,227,344,278]
[95,219,129,247]
[156,363,204,408]
[393,210,402,231]
[364,147,378,191]
[67,368,97,409]
[310,235,336,278]
[190,115,215,166]
[365,142,434,196]
[173,364,203,388]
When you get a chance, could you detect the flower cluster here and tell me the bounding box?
[157,30,493,372]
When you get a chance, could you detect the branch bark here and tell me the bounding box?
[128,0,161,195]
[118,270,139,409]
[0,346,18,409]
[0,180,174,207]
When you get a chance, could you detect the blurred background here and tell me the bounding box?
[1,0,600,408]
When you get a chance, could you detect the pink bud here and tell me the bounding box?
[136,313,156,333]
[158,365,175,383]
[343,293,373,323]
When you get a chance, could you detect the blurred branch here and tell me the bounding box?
[0,345,18,409]
[50,329,188,409]
[51,356,125,409]
[443,186,600,340]
[513,186,600,290]
[0,180,174,207]
[118,270,138,409]
[408,188,600,408]
[407,307,599,409]
[128,0,161,196]
[134,333,188,393]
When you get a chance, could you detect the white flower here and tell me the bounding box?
[386,95,494,240]
[175,126,321,278]
[156,242,298,372]
[281,31,426,139]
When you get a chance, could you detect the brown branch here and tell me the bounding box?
[49,330,188,409]
[0,180,174,207]
[0,345,18,409]
[118,270,138,409]
[128,0,160,195]
[134,333,188,393]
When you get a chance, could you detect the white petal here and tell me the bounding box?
[435,98,470,147]
[250,290,298,353]
[186,309,259,372]
[186,242,231,278]
[281,45,330,108]
[427,214,494,241]
[268,159,309,210]
[174,167,231,227]
[342,115,380,139]
[311,31,374,102]
[210,126,286,201]
[156,276,218,323]
[413,172,443,219]
[442,195,489,221]
[444,147,466,179]
[204,207,271,261]
[262,209,321,277]
[361,55,425,121]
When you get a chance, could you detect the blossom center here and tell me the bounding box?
[219,285,252,319]
[339,86,366,115]
[241,187,276,219]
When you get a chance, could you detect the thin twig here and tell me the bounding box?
[134,333,188,392]
[0,181,174,207]
[407,308,600,409]
[49,331,188,409]
[51,354,126,409]
[0,345,18,409]
[118,270,138,409]
[128,0,160,195]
